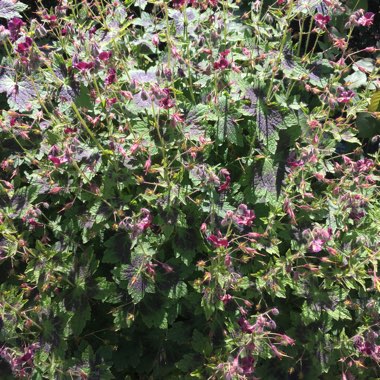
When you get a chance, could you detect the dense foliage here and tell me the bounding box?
[0,0,379,378]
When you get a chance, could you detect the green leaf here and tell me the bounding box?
[344,71,367,89]
[168,281,188,299]
[354,58,374,73]
[191,330,212,356]
[70,301,91,335]
[368,91,380,112]
[356,112,380,138]
[327,305,351,321]
[301,301,320,325]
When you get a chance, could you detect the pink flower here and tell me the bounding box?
[170,112,184,126]
[309,238,324,253]
[280,334,296,346]
[315,14,331,28]
[144,156,151,174]
[220,294,233,304]
[357,12,375,27]
[48,155,67,167]
[171,0,186,7]
[346,9,375,28]
[235,204,255,226]
[152,34,159,47]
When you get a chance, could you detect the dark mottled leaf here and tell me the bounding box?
[253,159,283,202]
[258,108,281,139]
[282,47,295,70]
[124,256,147,304]
[0,74,38,111]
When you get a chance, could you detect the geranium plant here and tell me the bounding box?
[0,0,379,378]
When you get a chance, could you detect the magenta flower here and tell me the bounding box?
[214,50,231,70]
[336,87,355,103]
[75,61,94,71]
[158,88,175,109]
[77,61,94,71]
[16,37,33,55]
[98,51,112,61]
[315,14,331,28]
[48,155,67,167]
[218,168,231,192]
[105,68,117,85]
[8,17,25,41]
[240,356,255,375]
[207,233,229,248]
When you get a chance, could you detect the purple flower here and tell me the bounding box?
[8,17,25,41]
[158,88,175,109]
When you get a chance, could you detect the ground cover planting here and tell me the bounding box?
[0,0,379,378]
